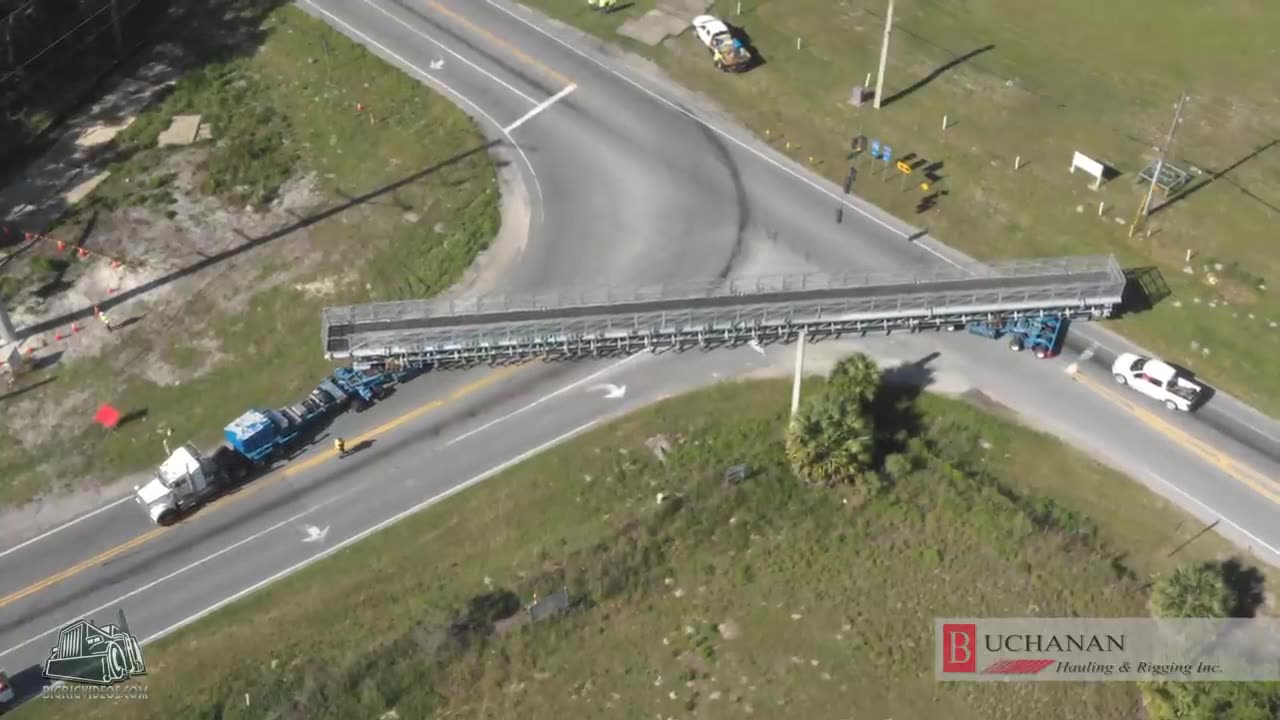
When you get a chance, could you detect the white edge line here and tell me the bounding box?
[481,0,964,268]
[0,485,363,660]
[139,417,602,646]
[361,0,538,105]
[504,83,576,133]
[1148,471,1280,560]
[300,0,546,225]
[447,350,642,446]
[0,496,131,560]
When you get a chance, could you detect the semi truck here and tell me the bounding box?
[134,364,418,526]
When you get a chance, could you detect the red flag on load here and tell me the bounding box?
[94,404,123,429]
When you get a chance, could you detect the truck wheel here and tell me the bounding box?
[1034,348,1048,359]
[105,642,128,682]
[1113,374,1127,385]
[1164,399,1178,411]
[1008,338,1024,352]
[156,508,179,527]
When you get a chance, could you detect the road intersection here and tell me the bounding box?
[1,0,1278,700]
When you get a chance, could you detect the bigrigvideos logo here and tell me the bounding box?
[43,609,146,686]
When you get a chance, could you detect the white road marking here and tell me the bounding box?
[139,418,604,646]
[300,524,330,544]
[300,0,546,224]
[430,58,445,70]
[363,0,538,105]
[446,352,644,446]
[0,485,363,660]
[588,382,627,399]
[1148,472,1280,561]
[504,83,577,133]
[481,0,962,269]
[0,496,131,561]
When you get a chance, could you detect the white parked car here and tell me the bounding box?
[0,667,14,704]
[1111,352,1205,412]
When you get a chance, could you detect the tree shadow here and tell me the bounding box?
[870,351,937,463]
[881,44,994,107]
[1,0,293,183]
[16,140,498,340]
[1150,139,1278,217]
[1115,266,1171,316]
[1218,558,1265,617]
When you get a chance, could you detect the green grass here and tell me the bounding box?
[17,380,1273,720]
[518,0,1280,413]
[0,5,500,506]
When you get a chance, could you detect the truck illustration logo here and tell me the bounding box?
[43,609,146,686]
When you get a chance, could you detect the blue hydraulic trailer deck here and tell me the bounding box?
[966,315,1068,359]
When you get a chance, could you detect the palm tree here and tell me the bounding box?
[785,396,875,487]
[1149,563,1232,618]
[827,353,881,411]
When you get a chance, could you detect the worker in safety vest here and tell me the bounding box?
[94,305,113,333]
[334,437,347,457]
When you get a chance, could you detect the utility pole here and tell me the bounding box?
[873,0,895,109]
[790,329,807,418]
[1130,92,1187,236]
[108,0,124,55]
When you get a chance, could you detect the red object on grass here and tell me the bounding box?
[94,404,123,429]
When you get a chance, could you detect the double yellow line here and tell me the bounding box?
[0,365,525,610]
[426,0,576,87]
[1071,370,1280,503]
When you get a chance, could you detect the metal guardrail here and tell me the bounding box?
[321,255,1128,366]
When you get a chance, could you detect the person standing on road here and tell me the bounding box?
[334,437,347,458]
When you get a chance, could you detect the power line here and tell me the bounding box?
[0,1,114,84]
[0,0,39,26]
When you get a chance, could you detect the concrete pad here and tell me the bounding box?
[617,9,689,46]
[195,124,213,142]
[75,116,136,148]
[157,114,202,147]
[63,171,112,205]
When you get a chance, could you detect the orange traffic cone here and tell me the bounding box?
[77,247,90,259]
[71,323,81,333]
[56,240,66,253]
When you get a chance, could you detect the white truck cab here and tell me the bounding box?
[134,444,215,526]
[1111,352,1205,412]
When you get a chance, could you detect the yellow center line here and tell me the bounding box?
[426,0,576,87]
[0,364,527,610]
[1071,370,1280,503]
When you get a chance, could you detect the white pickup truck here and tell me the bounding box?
[1111,352,1205,412]
[0,667,13,705]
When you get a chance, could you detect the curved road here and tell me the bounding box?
[2,0,1279,702]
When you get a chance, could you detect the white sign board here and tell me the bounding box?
[1070,151,1105,189]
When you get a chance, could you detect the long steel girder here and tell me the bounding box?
[321,255,1128,366]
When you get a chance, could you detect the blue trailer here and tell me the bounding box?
[966,315,1068,359]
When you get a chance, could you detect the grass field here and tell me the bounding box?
[523,0,1280,414]
[18,378,1273,720]
[0,5,500,505]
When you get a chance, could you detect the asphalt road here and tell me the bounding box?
[2,0,1280,704]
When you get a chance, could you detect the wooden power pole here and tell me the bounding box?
[1130,92,1187,236]
[873,0,895,109]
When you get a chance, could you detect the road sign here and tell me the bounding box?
[896,160,912,174]
[883,146,893,163]
[870,139,881,158]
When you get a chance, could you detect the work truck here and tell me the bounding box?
[134,365,416,526]
[692,15,752,72]
[1111,352,1206,412]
